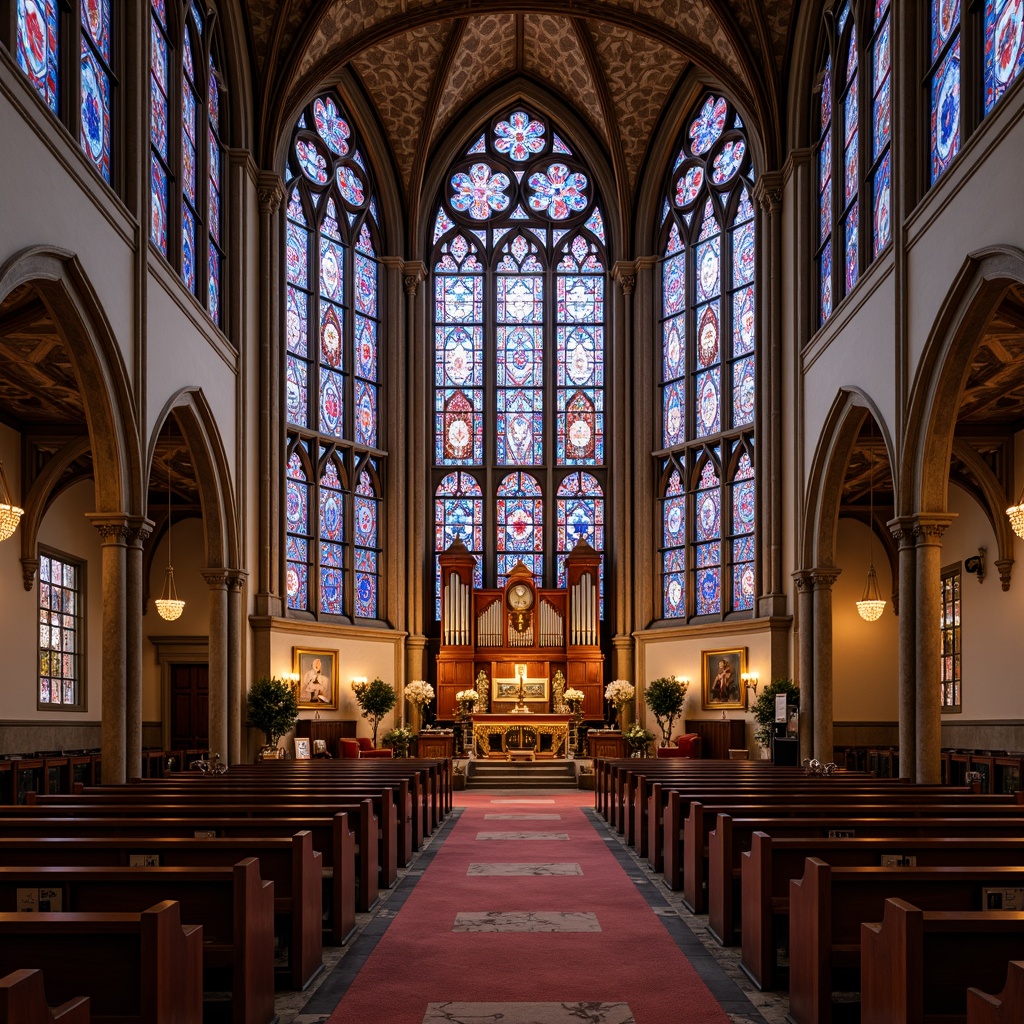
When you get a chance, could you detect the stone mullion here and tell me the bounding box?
[889,516,918,779]
[793,569,814,764]
[811,567,841,761]
[255,172,284,617]
[126,518,154,779]
[86,515,130,785]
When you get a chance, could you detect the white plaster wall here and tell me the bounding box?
[832,518,899,722]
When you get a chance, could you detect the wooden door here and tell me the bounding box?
[170,663,209,749]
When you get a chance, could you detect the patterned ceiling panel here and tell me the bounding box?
[352,24,450,191]
[431,13,517,144]
[763,1,795,73]
[246,0,278,76]
[630,0,745,82]
[523,14,607,146]
[589,20,685,190]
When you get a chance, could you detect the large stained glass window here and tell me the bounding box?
[149,1,225,325]
[869,0,892,255]
[929,1,961,183]
[284,93,383,621]
[16,0,115,184]
[658,93,756,619]
[839,11,860,296]
[816,58,834,325]
[984,0,1024,114]
[431,109,607,617]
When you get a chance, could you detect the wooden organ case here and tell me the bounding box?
[436,538,604,720]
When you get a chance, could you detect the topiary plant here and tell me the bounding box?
[751,677,799,749]
[247,676,299,748]
[352,677,398,747]
[644,675,689,747]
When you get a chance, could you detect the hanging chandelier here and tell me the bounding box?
[1007,484,1024,539]
[856,421,886,622]
[154,438,185,621]
[0,461,24,543]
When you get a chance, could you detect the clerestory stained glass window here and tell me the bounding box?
[284,93,383,621]
[431,109,607,618]
[658,93,756,619]
[929,0,961,183]
[984,0,1024,114]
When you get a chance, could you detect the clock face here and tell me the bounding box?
[507,583,534,612]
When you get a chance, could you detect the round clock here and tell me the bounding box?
[507,582,534,612]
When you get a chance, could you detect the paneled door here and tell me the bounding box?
[170,663,209,749]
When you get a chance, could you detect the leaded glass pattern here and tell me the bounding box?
[840,19,859,295]
[285,93,383,621]
[80,0,112,182]
[659,93,756,619]
[984,0,1024,114]
[150,0,170,254]
[818,57,834,325]
[729,448,756,611]
[431,107,607,616]
[286,448,311,612]
[870,0,892,255]
[930,0,961,183]
[17,0,59,114]
[207,52,224,322]
[38,551,83,708]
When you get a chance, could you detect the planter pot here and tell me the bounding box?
[407,703,422,735]
[452,773,466,790]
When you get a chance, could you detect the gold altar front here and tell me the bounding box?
[470,713,574,760]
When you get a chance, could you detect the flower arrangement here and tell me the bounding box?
[405,680,435,706]
[564,687,585,704]
[381,725,414,757]
[604,679,635,709]
[624,722,656,756]
[455,689,479,719]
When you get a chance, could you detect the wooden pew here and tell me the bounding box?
[0,900,202,1024]
[0,970,89,1024]
[0,860,273,1024]
[0,832,323,991]
[741,832,1024,991]
[788,858,1024,1024]
[967,960,1024,1023]
[861,899,1024,1024]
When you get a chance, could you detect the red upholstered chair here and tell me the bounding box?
[338,738,361,759]
[338,737,393,758]
[655,733,702,758]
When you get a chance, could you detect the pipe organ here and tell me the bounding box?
[436,537,605,720]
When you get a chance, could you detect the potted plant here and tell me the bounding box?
[381,725,414,758]
[404,680,434,734]
[353,677,398,747]
[624,722,656,757]
[247,676,299,759]
[644,675,689,747]
[604,679,636,730]
[751,678,799,755]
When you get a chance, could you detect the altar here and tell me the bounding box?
[470,713,574,760]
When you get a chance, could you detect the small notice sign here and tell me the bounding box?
[17,887,62,912]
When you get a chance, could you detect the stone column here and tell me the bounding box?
[255,173,284,618]
[912,515,955,783]
[225,569,248,765]
[86,515,130,784]
[889,516,918,779]
[202,569,230,761]
[793,570,815,763]
[811,567,841,762]
[125,518,153,779]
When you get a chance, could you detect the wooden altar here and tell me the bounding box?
[471,713,574,760]
[436,538,605,720]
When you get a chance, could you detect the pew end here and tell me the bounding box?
[0,970,89,1024]
[967,960,1024,1023]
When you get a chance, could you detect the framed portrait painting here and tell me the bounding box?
[701,647,746,710]
[293,647,338,709]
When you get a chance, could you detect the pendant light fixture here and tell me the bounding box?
[0,461,24,543]
[856,419,886,622]
[1007,484,1024,539]
[154,432,185,621]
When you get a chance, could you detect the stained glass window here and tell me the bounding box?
[840,17,860,296]
[17,0,59,114]
[659,93,756,619]
[284,93,383,620]
[870,1,892,254]
[149,1,226,324]
[929,1,962,183]
[38,550,84,709]
[817,57,834,325]
[80,0,112,182]
[984,0,1024,114]
[431,108,607,616]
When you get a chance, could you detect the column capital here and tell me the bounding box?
[610,261,637,296]
[909,512,957,543]
[887,515,919,544]
[401,260,427,296]
[126,516,155,547]
[752,171,785,215]
[20,556,39,592]
[86,513,131,544]
[201,568,232,589]
[792,569,814,592]
[257,171,284,215]
[810,566,841,589]
[224,569,249,592]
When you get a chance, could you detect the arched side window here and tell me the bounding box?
[15,0,117,183]
[657,93,756,620]
[929,1,961,184]
[149,0,225,325]
[431,109,607,618]
[283,93,383,622]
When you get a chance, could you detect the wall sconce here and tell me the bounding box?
[352,676,367,689]
[282,672,299,689]
[741,672,759,698]
[964,548,985,583]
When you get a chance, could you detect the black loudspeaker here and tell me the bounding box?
[773,736,799,767]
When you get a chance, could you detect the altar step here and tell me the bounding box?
[466,759,578,789]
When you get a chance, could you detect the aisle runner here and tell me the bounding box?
[326,792,730,1024]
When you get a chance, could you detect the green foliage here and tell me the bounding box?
[624,722,656,755]
[381,726,414,757]
[644,675,689,746]
[353,676,398,746]
[751,678,799,748]
[247,676,299,746]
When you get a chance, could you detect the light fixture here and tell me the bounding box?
[856,421,886,622]
[741,672,759,697]
[352,676,367,689]
[154,436,185,621]
[1007,486,1024,539]
[0,461,24,542]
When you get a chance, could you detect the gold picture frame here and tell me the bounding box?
[701,647,746,710]
[492,665,550,703]
[293,647,338,709]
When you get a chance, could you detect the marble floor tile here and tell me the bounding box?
[485,813,563,820]
[466,862,583,876]
[453,910,601,932]
[475,831,569,841]
[423,1002,634,1024]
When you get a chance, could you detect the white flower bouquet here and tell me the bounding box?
[564,687,585,704]
[604,679,635,709]
[405,680,435,705]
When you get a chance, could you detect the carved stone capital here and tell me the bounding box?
[792,569,814,593]
[201,569,231,589]
[86,514,131,545]
[887,515,919,545]
[910,513,956,544]
[810,566,841,589]
[257,172,284,216]
[752,172,785,215]
[402,261,426,297]
[224,569,249,592]
[611,262,637,296]
[995,557,1014,592]
[21,556,39,592]
[126,516,155,548]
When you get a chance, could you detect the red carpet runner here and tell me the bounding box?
[327,791,731,1024]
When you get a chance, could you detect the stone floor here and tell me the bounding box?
[274,791,792,1024]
